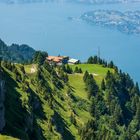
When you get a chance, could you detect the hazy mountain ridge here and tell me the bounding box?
[72,0,140,4]
[0,39,35,63]
[1,0,140,4]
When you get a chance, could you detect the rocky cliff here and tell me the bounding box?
[0,76,5,131]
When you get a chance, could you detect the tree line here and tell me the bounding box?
[80,68,140,140]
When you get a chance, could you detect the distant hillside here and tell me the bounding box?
[0,39,35,63]
[81,10,140,35]
[70,0,140,4]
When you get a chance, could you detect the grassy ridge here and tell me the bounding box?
[69,74,88,100]
[70,64,113,85]
[68,74,92,123]
[0,135,19,140]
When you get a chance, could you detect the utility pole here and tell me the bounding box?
[98,46,100,58]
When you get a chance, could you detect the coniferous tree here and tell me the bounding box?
[33,51,48,65]
[136,102,140,123]
[66,65,73,74]
[83,71,89,82]
[84,74,99,98]
[113,104,123,124]
[74,66,79,73]
[87,56,94,64]
[20,65,26,74]
[108,61,114,68]
[78,68,83,73]
[101,79,106,91]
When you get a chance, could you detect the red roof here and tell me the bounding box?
[47,56,64,63]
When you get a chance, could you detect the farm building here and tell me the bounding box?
[47,56,69,65]
[68,58,80,64]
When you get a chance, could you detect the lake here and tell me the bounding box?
[0,1,140,83]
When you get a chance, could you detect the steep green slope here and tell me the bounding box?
[68,74,92,123]
[1,59,139,140]
[70,64,112,74]
[69,74,88,100]
[0,61,94,140]
[0,135,19,140]
[70,64,113,85]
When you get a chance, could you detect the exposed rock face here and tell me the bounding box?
[0,79,5,131]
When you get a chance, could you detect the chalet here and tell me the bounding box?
[47,56,69,65]
[68,58,80,64]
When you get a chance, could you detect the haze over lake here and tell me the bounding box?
[0,1,140,83]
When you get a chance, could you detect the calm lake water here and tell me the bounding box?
[0,2,140,83]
